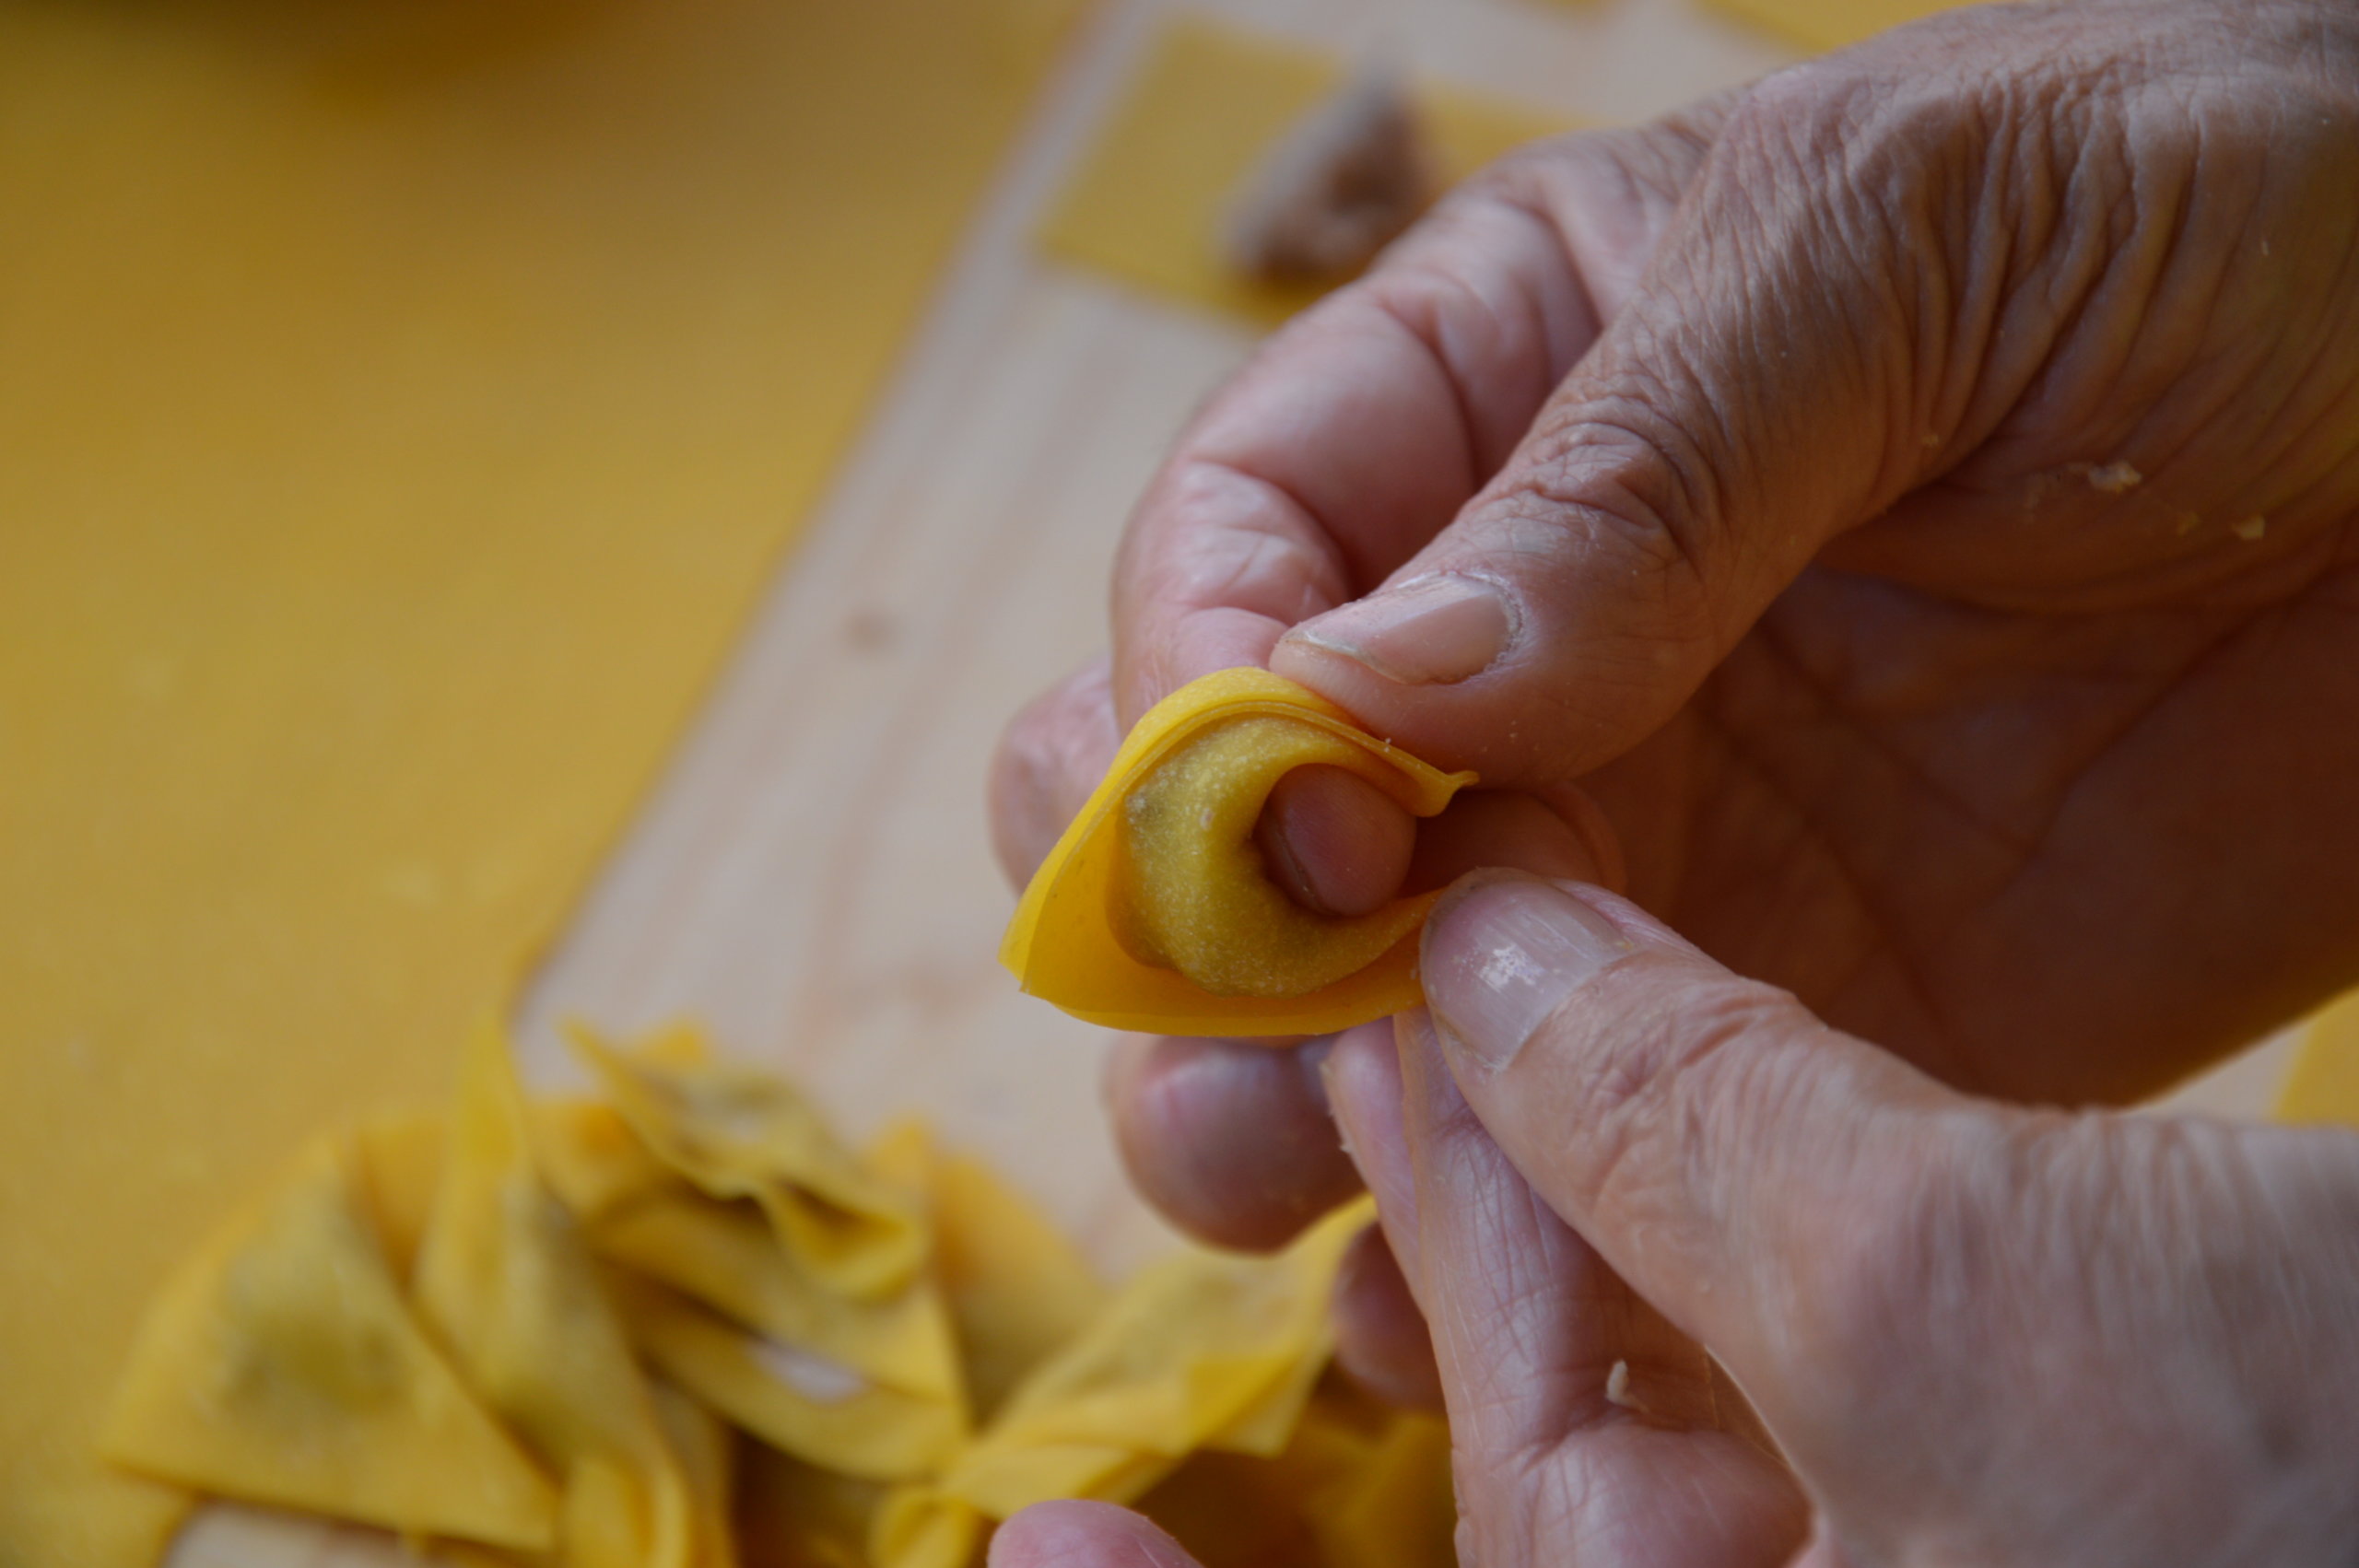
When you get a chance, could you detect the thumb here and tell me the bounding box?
[1414,869,1978,1387]
[1270,83,1930,783]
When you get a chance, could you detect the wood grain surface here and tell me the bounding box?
[163,0,2289,1560]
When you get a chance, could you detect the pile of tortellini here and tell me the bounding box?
[101,1024,1454,1568]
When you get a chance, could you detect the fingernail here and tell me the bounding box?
[1422,874,1632,1071]
[1283,573,1514,685]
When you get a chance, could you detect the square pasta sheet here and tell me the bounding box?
[1039,17,1579,326]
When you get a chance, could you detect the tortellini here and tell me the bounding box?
[1003,669,1473,1036]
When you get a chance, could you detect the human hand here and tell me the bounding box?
[992,872,2359,1568]
[989,0,2359,1301]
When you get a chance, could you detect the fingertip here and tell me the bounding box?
[1256,765,1418,918]
[1332,1223,1444,1409]
[991,1503,1200,1568]
[1107,1034,1363,1251]
[1404,787,1622,895]
[1418,872,1644,1076]
[989,658,1120,888]
[1418,869,1958,1375]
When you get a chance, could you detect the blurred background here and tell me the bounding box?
[0,0,2309,1562]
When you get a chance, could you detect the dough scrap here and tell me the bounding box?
[1003,669,1474,1035]
[734,1441,895,1568]
[106,1026,1461,1568]
[534,1098,688,1228]
[1222,68,1435,283]
[99,1139,558,1550]
[650,1382,741,1568]
[870,1198,1368,1567]
[1297,1410,1457,1568]
[614,1276,966,1483]
[575,1026,927,1301]
[570,1025,970,1480]
[353,1114,450,1282]
[1038,17,1578,325]
[1130,1395,1444,1568]
[414,1025,696,1568]
[865,1119,1109,1422]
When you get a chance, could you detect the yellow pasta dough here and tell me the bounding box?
[414,1026,696,1568]
[615,1275,966,1483]
[571,1025,970,1480]
[1701,0,1968,53]
[108,1021,1447,1568]
[1003,669,1474,1036]
[1299,1410,1457,1568]
[99,1138,558,1550]
[577,1026,928,1301]
[534,1097,690,1227]
[354,1114,451,1282]
[734,1442,895,1568]
[2278,988,2359,1126]
[1129,1393,1445,1568]
[865,1120,1109,1421]
[650,1382,743,1568]
[870,1198,1370,1567]
[1039,17,1579,324]
[1116,717,1435,999]
[591,1192,963,1403]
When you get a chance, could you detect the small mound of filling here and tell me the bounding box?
[1113,717,1425,998]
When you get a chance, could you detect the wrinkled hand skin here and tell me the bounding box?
[990,0,2359,1274]
[992,876,2359,1568]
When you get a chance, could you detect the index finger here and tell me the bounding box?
[1109,159,1600,723]
[1323,1014,1808,1566]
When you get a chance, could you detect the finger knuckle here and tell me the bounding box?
[986,669,1113,883]
[1778,1106,2019,1402]
[1517,391,1719,540]
[1128,461,1349,620]
[1452,125,1693,245]
[1708,57,1977,281]
[1719,57,1896,174]
[1492,407,1726,648]
[1568,971,1806,1226]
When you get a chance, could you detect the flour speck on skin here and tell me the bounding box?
[1477,942,1546,993]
